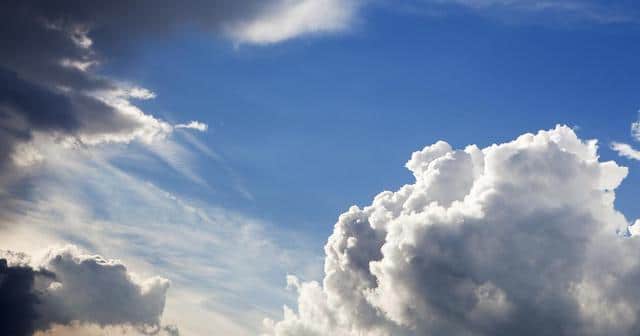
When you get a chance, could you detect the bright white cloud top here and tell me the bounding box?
[265,125,640,336]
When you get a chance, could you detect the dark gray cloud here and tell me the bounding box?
[0,246,172,336]
[0,257,48,336]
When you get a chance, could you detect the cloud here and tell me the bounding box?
[0,246,173,336]
[397,0,639,24]
[34,323,180,336]
[175,121,208,132]
[0,0,362,186]
[228,0,360,44]
[0,3,213,187]
[611,142,640,161]
[0,138,321,335]
[264,125,640,336]
[611,114,640,161]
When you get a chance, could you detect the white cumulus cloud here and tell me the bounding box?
[264,125,640,336]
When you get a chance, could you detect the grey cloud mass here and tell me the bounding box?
[265,125,640,336]
[0,246,172,336]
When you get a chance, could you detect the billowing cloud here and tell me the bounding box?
[0,246,173,336]
[265,125,640,336]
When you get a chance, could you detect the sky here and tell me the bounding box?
[1,1,640,335]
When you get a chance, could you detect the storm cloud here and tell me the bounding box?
[0,246,172,336]
[265,125,640,336]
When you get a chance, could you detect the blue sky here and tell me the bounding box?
[2,1,640,335]
[105,4,640,239]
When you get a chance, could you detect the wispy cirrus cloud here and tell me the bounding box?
[0,139,321,335]
[392,0,640,24]
[1,2,348,334]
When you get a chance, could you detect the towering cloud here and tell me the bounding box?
[265,125,640,336]
[0,246,172,336]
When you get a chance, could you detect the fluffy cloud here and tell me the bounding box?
[0,246,173,336]
[265,125,640,336]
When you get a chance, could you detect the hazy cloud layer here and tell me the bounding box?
[0,137,321,335]
[401,0,640,23]
[265,125,640,336]
[0,246,172,336]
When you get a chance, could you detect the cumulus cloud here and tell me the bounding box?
[0,246,173,336]
[265,125,640,336]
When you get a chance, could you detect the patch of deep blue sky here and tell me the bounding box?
[102,4,640,244]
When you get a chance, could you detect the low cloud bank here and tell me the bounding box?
[266,125,640,336]
[0,246,174,336]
